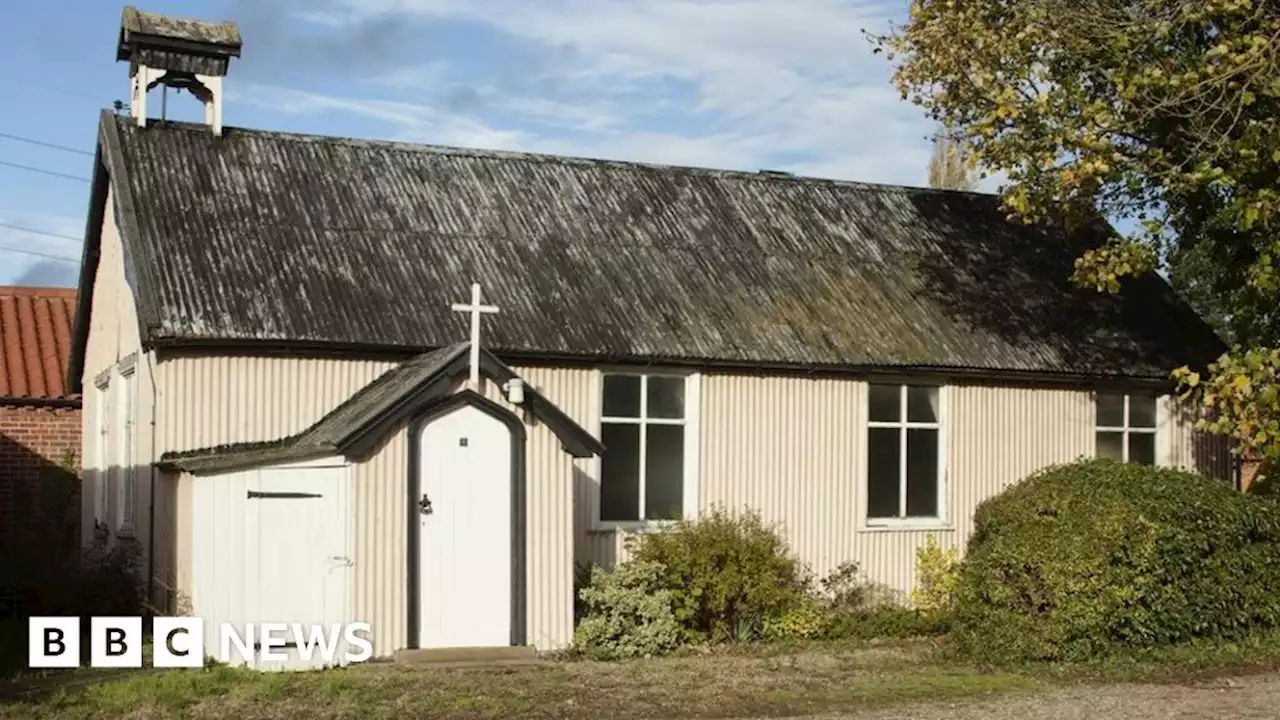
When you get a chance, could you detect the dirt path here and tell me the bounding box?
[830,673,1280,720]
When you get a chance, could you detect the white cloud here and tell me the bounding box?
[230,82,529,150]
[241,0,942,185]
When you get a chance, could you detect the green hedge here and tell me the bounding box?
[953,459,1280,662]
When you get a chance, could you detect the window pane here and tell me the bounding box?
[647,377,685,420]
[907,386,939,423]
[600,424,640,521]
[603,375,641,418]
[1096,393,1124,427]
[869,385,900,423]
[868,427,901,518]
[1097,431,1124,461]
[1129,395,1156,429]
[905,429,939,517]
[1129,433,1156,465]
[645,425,684,520]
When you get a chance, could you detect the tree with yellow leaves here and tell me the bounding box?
[876,0,1280,468]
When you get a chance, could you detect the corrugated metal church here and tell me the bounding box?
[72,7,1232,670]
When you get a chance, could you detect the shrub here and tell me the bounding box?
[0,541,145,677]
[762,602,828,641]
[573,561,597,623]
[818,562,873,614]
[573,561,683,660]
[627,509,811,643]
[953,458,1280,663]
[911,535,960,613]
[825,606,953,641]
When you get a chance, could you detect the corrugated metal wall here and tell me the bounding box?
[154,356,397,454]
[1161,395,1234,482]
[159,358,588,656]
[689,377,1092,593]
[158,352,1235,650]
[81,188,167,609]
[585,376,1225,598]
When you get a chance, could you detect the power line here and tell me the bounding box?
[0,160,90,183]
[0,131,93,157]
[0,221,83,243]
[0,244,80,265]
[0,72,104,102]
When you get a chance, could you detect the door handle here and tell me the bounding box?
[419,494,433,515]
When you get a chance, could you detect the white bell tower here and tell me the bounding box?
[116,6,242,136]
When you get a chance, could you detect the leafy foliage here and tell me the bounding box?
[953,459,1280,662]
[910,535,961,613]
[825,606,953,642]
[573,561,683,661]
[627,509,812,643]
[876,0,1280,457]
[762,601,828,641]
[1174,351,1280,473]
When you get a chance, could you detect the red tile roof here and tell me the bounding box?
[0,286,78,402]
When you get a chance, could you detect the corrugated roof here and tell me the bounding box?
[0,286,78,403]
[92,112,1224,380]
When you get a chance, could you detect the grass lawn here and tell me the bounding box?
[6,636,1280,720]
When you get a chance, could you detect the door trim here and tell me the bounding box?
[405,390,527,649]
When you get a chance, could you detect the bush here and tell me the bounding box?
[954,458,1280,662]
[762,601,828,641]
[627,509,811,643]
[573,561,597,623]
[573,561,683,660]
[911,535,960,613]
[825,606,953,641]
[0,541,146,677]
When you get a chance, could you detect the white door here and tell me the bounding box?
[418,404,513,648]
[245,464,354,670]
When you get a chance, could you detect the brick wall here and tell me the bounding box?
[0,404,82,556]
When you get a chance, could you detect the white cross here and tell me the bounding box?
[451,283,500,387]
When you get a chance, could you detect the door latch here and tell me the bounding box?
[419,494,433,515]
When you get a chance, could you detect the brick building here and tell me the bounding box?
[0,286,81,556]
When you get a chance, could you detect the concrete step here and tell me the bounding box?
[394,646,544,667]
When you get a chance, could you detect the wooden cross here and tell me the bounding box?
[451,283,499,387]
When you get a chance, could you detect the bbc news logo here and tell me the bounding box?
[29,617,374,668]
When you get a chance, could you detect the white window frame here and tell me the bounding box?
[1095,392,1158,464]
[93,374,111,527]
[592,369,701,531]
[861,382,949,531]
[115,365,137,537]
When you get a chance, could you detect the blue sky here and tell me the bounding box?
[0,0,963,287]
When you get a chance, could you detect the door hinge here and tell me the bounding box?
[247,491,324,500]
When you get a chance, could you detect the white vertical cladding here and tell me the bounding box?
[153,356,398,455]
[697,375,1097,597]
[483,367,591,650]
[946,383,1094,538]
[354,428,408,659]
[191,463,356,671]
[1158,395,1234,483]
[699,373,862,579]
[191,469,250,657]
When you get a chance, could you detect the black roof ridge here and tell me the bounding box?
[109,114,998,200]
